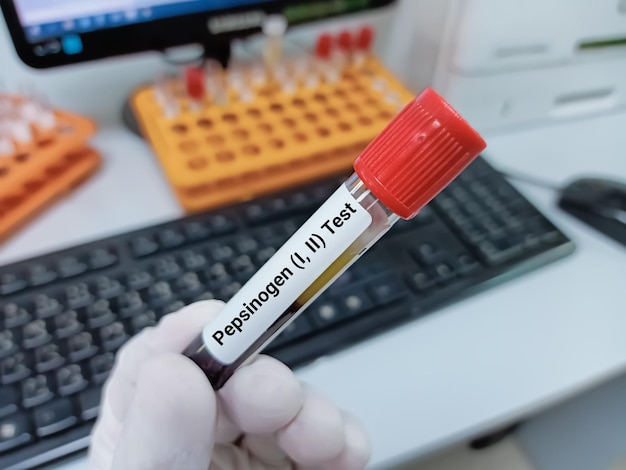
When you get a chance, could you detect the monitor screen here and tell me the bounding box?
[2,0,395,68]
[15,1,270,43]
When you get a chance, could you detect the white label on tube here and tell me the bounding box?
[202,184,372,365]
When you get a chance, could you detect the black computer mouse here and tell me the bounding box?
[558,177,626,246]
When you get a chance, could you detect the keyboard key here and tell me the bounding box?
[23,320,52,349]
[0,387,18,418]
[328,270,357,293]
[265,197,289,215]
[0,273,27,296]
[130,235,159,257]
[207,243,236,262]
[255,246,276,265]
[157,228,186,249]
[65,283,93,309]
[368,275,406,305]
[255,225,284,247]
[210,215,236,235]
[413,242,444,265]
[218,282,242,300]
[229,255,256,280]
[34,294,62,319]
[234,236,259,254]
[57,256,88,279]
[22,375,54,408]
[152,256,182,280]
[94,276,124,299]
[0,353,30,385]
[175,272,204,299]
[89,353,115,384]
[0,413,33,452]
[477,237,524,265]
[117,291,146,318]
[414,205,435,225]
[126,270,153,290]
[180,251,207,271]
[184,221,211,241]
[310,300,342,328]
[54,310,83,339]
[86,299,116,329]
[456,254,482,276]
[147,281,175,307]
[56,365,87,396]
[79,387,102,420]
[130,311,157,334]
[205,263,231,284]
[99,322,128,352]
[67,332,97,362]
[286,190,311,210]
[3,303,31,328]
[456,220,486,244]
[244,203,268,223]
[335,288,374,317]
[432,262,457,284]
[28,264,58,287]
[0,331,17,358]
[89,248,118,270]
[407,270,436,293]
[34,398,78,437]
[35,344,65,373]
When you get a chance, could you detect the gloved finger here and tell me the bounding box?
[88,381,123,470]
[319,413,370,470]
[111,353,217,470]
[241,433,291,467]
[215,404,242,444]
[105,300,224,421]
[276,387,345,466]
[219,355,303,434]
[209,443,291,470]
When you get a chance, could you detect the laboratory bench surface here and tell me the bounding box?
[1,34,626,470]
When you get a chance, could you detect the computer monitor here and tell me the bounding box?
[1,0,395,69]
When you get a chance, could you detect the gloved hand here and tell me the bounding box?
[88,300,371,470]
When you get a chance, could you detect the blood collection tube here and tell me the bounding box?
[185,66,206,110]
[354,26,374,67]
[183,88,487,389]
[5,120,33,145]
[337,30,353,61]
[263,15,288,74]
[315,33,339,83]
[20,95,56,139]
[154,75,179,118]
[205,59,228,106]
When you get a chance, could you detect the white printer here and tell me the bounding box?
[384,0,626,132]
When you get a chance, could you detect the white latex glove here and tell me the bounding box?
[88,300,370,470]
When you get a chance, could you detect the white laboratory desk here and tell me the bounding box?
[2,30,626,470]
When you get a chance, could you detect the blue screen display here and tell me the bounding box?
[14,0,270,42]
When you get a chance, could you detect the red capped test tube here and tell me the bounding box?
[184,88,487,389]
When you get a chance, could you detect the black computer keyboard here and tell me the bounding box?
[0,157,574,469]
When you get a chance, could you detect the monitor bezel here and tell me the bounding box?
[1,0,395,69]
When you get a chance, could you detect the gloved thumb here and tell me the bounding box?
[110,353,217,470]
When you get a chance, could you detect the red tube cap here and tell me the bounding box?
[338,30,353,52]
[185,67,205,100]
[315,33,333,59]
[356,26,375,51]
[354,88,487,219]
